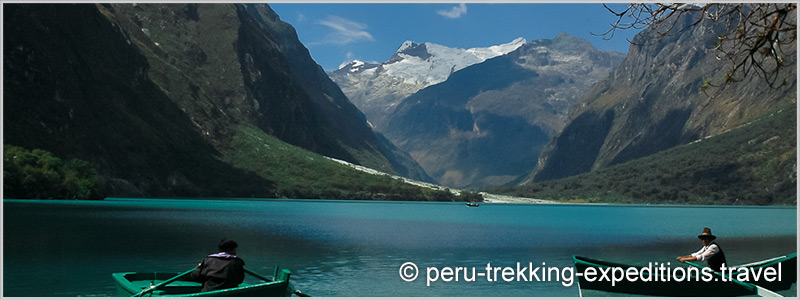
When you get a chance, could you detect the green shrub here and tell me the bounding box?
[4,145,106,199]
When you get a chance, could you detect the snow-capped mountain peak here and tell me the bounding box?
[467,37,527,60]
[329,37,527,129]
[335,38,527,85]
[337,59,380,74]
[337,59,364,70]
[371,37,527,86]
[397,40,418,53]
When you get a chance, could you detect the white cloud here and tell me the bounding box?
[316,16,374,45]
[437,3,467,19]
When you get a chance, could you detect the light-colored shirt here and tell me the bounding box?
[691,244,720,261]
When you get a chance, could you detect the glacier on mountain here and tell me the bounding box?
[329,37,526,129]
[383,37,526,86]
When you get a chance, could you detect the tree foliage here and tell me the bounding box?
[601,3,797,97]
[4,145,107,199]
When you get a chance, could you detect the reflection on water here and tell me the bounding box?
[3,199,797,296]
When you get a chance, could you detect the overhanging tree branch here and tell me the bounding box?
[599,3,797,98]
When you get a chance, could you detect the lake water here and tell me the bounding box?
[2,199,797,297]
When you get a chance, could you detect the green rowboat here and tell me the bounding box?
[724,253,797,291]
[573,254,796,297]
[113,267,297,297]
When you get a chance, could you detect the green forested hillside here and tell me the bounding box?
[4,126,480,202]
[223,126,480,201]
[492,107,796,205]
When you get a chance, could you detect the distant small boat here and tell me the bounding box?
[113,267,302,297]
[466,202,480,207]
[573,253,796,297]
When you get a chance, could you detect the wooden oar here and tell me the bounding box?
[132,268,195,297]
[683,261,783,297]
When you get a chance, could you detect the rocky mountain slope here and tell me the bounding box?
[4,3,433,197]
[329,38,526,129]
[382,33,625,188]
[496,106,795,205]
[526,11,797,183]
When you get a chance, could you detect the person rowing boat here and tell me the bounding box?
[191,239,246,292]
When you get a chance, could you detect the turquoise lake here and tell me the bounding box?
[2,199,797,297]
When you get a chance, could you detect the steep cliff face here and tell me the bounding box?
[4,4,273,196]
[103,3,431,182]
[383,33,624,188]
[528,12,797,183]
[3,3,432,197]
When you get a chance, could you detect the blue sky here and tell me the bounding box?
[270,3,643,71]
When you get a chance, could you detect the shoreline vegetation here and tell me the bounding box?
[3,145,107,200]
[3,141,795,207]
[0,142,559,205]
[3,142,485,203]
[5,198,797,209]
[4,105,795,207]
